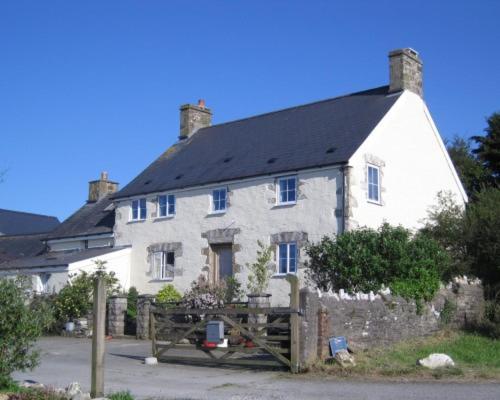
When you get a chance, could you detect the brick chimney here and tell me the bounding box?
[88,172,118,202]
[179,99,212,139]
[389,48,423,97]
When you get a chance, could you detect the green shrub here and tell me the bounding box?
[108,391,135,400]
[246,241,273,294]
[156,284,182,304]
[306,223,450,304]
[223,276,243,303]
[0,277,51,388]
[7,387,67,400]
[440,298,457,325]
[29,293,57,334]
[125,287,138,335]
[54,261,120,322]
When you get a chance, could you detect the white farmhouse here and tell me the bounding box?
[107,48,466,304]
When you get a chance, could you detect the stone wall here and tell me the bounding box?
[299,277,484,365]
[107,295,127,337]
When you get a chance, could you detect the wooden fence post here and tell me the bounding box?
[286,274,300,373]
[91,277,106,398]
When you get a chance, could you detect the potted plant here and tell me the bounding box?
[246,241,273,328]
[246,240,273,300]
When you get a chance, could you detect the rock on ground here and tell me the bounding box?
[418,353,455,369]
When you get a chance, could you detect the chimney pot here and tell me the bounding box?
[388,48,423,97]
[101,171,108,181]
[179,100,212,139]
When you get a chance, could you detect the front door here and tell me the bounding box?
[212,244,233,282]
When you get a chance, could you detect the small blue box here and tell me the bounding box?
[206,321,224,343]
[329,336,347,355]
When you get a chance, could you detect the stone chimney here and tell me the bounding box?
[88,171,118,202]
[179,99,212,139]
[389,48,423,97]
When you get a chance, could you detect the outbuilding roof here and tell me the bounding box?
[45,195,115,241]
[0,209,60,236]
[114,86,402,200]
[0,246,128,270]
[0,234,47,264]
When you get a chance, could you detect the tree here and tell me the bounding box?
[246,241,273,295]
[472,112,500,185]
[421,191,469,279]
[447,137,490,196]
[0,277,49,387]
[465,188,500,298]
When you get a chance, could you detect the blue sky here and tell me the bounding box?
[1,0,499,220]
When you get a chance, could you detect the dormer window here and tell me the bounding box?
[131,198,147,220]
[277,176,297,205]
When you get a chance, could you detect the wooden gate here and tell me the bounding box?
[150,275,301,372]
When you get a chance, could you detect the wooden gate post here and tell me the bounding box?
[286,274,300,373]
[91,276,106,398]
[150,309,157,357]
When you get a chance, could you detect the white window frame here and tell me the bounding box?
[276,242,298,275]
[367,164,381,204]
[158,194,176,218]
[153,251,175,281]
[131,198,147,221]
[211,187,228,213]
[277,176,297,205]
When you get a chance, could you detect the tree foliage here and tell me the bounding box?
[446,137,491,196]
[306,224,449,303]
[472,112,500,184]
[0,277,50,387]
[465,188,500,296]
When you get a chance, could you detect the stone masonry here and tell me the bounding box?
[107,295,127,337]
[136,294,155,339]
[299,278,484,365]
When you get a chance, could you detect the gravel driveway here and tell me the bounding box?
[13,337,500,400]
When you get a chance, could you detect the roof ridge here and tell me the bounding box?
[198,85,390,132]
[0,208,59,220]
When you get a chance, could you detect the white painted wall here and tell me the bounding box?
[114,168,342,305]
[47,235,114,252]
[49,240,85,252]
[0,267,69,294]
[348,90,466,230]
[68,247,132,290]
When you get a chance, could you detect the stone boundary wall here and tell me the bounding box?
[299,277,484,365]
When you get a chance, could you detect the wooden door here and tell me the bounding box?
[212,244,233,282]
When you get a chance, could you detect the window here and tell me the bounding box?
[367,165,380,203]
[278,176,297,204]
[153,251,175,280]
[212,188,227,212]
[278,242,297,274]
[131,198,147,220]
[158,194,176,217]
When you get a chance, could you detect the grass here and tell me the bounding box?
[308,331,500,381]
[108,391,135,400]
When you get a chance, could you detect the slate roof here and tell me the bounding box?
[45,195,115,240]
[0,234,47,264]
[0,209,60,236]
[0,246,128,270]
[114,86,402,200]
